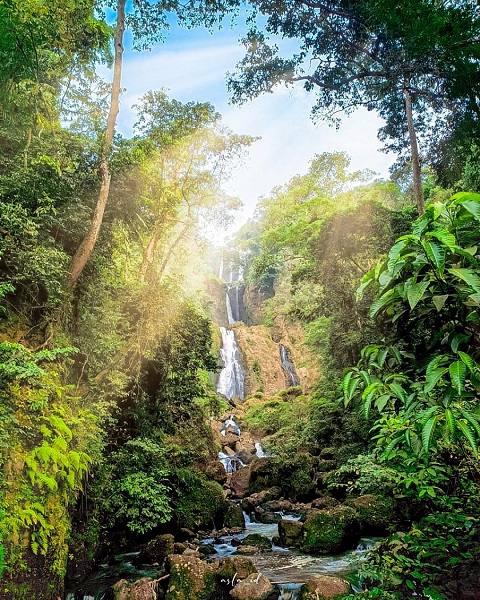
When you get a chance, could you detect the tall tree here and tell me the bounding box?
[68,0,237,287]
[227,0,480,214]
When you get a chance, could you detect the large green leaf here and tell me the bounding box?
[406,280,430,310]
[422,240,445,274]
[444,408,456,439]
[449,360,467,393]
[428,230,456,251]
[389,382,407,403]
[432,295,448,312]
[449,268,480,293]
[461,200,480,222]
[457,351,476,373]
[369,288,397,318]
[457,421,478,456]
[387,240,407,273]
[424,367,448,393]
[422,415,439,451]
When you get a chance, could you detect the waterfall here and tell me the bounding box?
[217,327,245,400]
[218,451,245,473]
[277,584,302,600]
[279,344,301,387]
[218,256,224,280]
[255,442,267,457]
[226,292,235,325]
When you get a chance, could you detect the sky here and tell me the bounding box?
[109,13,395,240]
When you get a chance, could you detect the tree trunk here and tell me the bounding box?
[404,88,424,215]
[68,0,126,287]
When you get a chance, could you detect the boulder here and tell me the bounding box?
[239,534,272,551]
[230,466,251,498]
[112,578,158,600]
[299,575,350,599]
[261,499,293,513]
[198,544,216,557]
[224,501,246,528]
[235,545,257,555]
[344,495,395,535]
[166,555,215,600]
[278,519,303,547]
[241,488,282,512]
[133,534,174,566]
[253,508,280,524]
[300,506,360,555]
[205,461,228,484]
[311,497,338,510]
[249,458,270,479]
[230,573,277,600]
[214,556,257,581]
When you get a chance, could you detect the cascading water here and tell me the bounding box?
[217,327,245,400]
[279,344,301,387]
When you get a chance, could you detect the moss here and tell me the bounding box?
[176,477,228,530]
[240,534,272,550]
[166,556,216,600]
[344,495,395,535]
[223,502,245,528]
[301,506,360,555]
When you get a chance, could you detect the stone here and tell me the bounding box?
[239,534,272,551]
[344,495,395,535]
[299,575,349,599]
[112,578,158,600]
[205,461,228,484]
[230,573,276,600]
[311,497,338,510]
[278,519,304,547]
[254,509,280,524]
[173,543,188,554]
[249,457,269,479]
[166,555,215,600]
[224,501,246,528]
[214,556,257,581]
[235,545,257,555]
[260,499,293,513]
[198,543,216,556]
[300,506,360,555]
[230,466,251,498]
[133,534,175,566]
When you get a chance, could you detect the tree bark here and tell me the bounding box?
[68,0,126,287]
[404,88,424,215]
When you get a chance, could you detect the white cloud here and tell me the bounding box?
[110,28,395,240]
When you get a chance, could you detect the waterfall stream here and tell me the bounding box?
[216,327,245,400]
[279,344,301,387]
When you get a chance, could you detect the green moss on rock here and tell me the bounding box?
[301,506,360,555]
[344,495,395,535]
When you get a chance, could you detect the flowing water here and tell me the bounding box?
[216,327,245,400]
[279,344,301,387]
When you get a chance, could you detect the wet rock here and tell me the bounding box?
[214,556,257,581]
[198,544,216,556]
[183,549,203,558]
[223,445,237,456]
[298,575,349,599]
[241,488,282,512]
[344,494,395,535]
[271,536,282,547]
[224,501,246,528]
[311,497,338,510]
[173,543,188,554]
[236,450,255,465]
[230,573,276,600]
[112,577,159,599]
[230,466,251,498]
[205,461,228,484]
[278,519,303,547]
[301,506,360,555]
[249,457,270,479]
[236,545,257,555]
[260,499,292,513]
[166,555,215,600]
[177,528,195,542]
[253,508,279,524]
[240,534,272,551]
[133,534,174,566]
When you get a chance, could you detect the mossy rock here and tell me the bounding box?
[240,534,272,550]
[198,544,216,556]
[133,533,174,566]
[298,574,350,599]
[176,478,228,530]
[278,519,304,547]
[214,556,257,581]
[231,573,277,600]
[223,501,246,528]
[166,555,216,600]
[300,506,360,555]
[344,495,395,535]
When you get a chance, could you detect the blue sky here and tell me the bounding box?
[109,12,395,237]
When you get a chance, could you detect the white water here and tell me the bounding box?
[226,293,235,324]
[218,451,245,473]
[255,442,268,457]
[216,327,245,400]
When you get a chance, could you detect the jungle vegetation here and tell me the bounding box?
[0,0,479,599]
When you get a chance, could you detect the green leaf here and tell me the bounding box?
[406,280,430,311]
[457,351,476,373]
[424,367,448,393]
[412,214,429,236]
[445,409,456,439]
[432,295,448,312]
[375,394,390,412]
[422,415,439,451]
[422,240,445,274]
[450,332,469,353]
[428,230,456,251]
[449,268,480,293]
[369,288,397,318]
[356,277,373,301]
[449,360,467,393]
[389,382,407,403]
[387,240,407,272]
[457,421,478,456]
[461,200,480,221]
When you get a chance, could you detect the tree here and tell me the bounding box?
[68,0,239,287]
[227,0,480,214]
